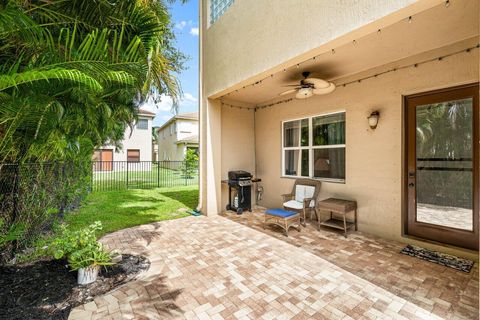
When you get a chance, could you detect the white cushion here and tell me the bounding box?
[283,200,303,210]
[294,185,316,207]
[304,186,315,199]
[295,185,306,202]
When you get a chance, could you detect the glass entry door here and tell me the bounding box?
[405,84,479,250]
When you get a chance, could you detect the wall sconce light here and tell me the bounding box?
[367,111,380,129]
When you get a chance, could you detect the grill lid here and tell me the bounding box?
[228,170,252,180]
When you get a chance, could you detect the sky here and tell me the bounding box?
[141,0,199,127]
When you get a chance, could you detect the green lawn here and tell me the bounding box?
[64,186,199,237]
[93,165,198,190]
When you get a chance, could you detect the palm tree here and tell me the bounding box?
[0,0,185,163]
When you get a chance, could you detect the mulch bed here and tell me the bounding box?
[0,254,150,320]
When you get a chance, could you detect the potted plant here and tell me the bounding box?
[49,221,114,284]
[68,243,113,285]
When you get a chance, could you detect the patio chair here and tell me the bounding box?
[281,179,321,226]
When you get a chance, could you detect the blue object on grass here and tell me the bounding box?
[265,208,296,218]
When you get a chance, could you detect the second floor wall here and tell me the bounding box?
[100,116,153,162]
[158,119,199,142]
[202,0,419,97]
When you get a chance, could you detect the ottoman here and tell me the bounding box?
[263,208,301,237]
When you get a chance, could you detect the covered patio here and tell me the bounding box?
[200,0,479,256]
[69,215,478,319]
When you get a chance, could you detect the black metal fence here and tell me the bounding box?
[0,160,198,261]
[0,162,91,262]
[92,161,199,191]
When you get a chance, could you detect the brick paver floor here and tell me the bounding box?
[69,213,478,320]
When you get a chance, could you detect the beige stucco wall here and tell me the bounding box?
[252,49,478,256]
[203,0,420,97]
[220,106,256,208]
[103,116,153,162]
[157,119,199,161]
[200,0,432,215]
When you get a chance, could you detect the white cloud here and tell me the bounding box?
[189,27,199,36]
[183,92,198,103]
[175,20,187,30]
[140,95,173,113]
[140,93,198,115]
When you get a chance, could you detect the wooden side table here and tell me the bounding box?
[317,198,357,237]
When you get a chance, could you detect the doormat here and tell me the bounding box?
[400,244,474,273]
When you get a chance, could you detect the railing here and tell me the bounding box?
[92,161,199,191]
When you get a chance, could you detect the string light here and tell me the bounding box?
[235,44,479,112]
[216,10,473,101]
[336,44,478,88]
[445,0,450,7]
[221,44,478,101]
[221,101,255,111]
[255,98,293,111]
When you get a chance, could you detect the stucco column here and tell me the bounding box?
[199,98,222,215]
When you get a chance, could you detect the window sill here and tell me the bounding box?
[280,176,345,184]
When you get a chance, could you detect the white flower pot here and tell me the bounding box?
[77,265,100,285]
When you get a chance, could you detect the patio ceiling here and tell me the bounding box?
[219,1,479,106]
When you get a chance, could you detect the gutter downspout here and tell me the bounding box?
[196,0,203,214]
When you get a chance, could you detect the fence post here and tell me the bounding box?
[126,161,129,189]
[157,162,160,188]
[184,161,188,186]
[90,161,94,192]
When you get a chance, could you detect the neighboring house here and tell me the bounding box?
[157,112,199,161]
[199,0,479,254]
[93,109,155,170]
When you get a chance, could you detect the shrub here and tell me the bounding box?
[183,149,199,179]
[50,221,100,259]
[0,161,92,263]
[49,221,113,270]
[67,244,113,270]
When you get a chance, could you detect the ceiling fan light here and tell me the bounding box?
[296,87,313,99]
[313,82,336,95]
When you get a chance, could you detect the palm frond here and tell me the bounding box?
[0,68,103,92]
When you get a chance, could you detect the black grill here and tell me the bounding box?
[226,170,253,214]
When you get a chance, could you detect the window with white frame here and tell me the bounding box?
[282,112,346,182]
[210,0,234,24]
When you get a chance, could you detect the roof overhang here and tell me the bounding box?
[213,0,479,106]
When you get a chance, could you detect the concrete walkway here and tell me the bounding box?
[69,216,477,319]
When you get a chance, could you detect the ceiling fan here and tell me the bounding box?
[280,71,336,99]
